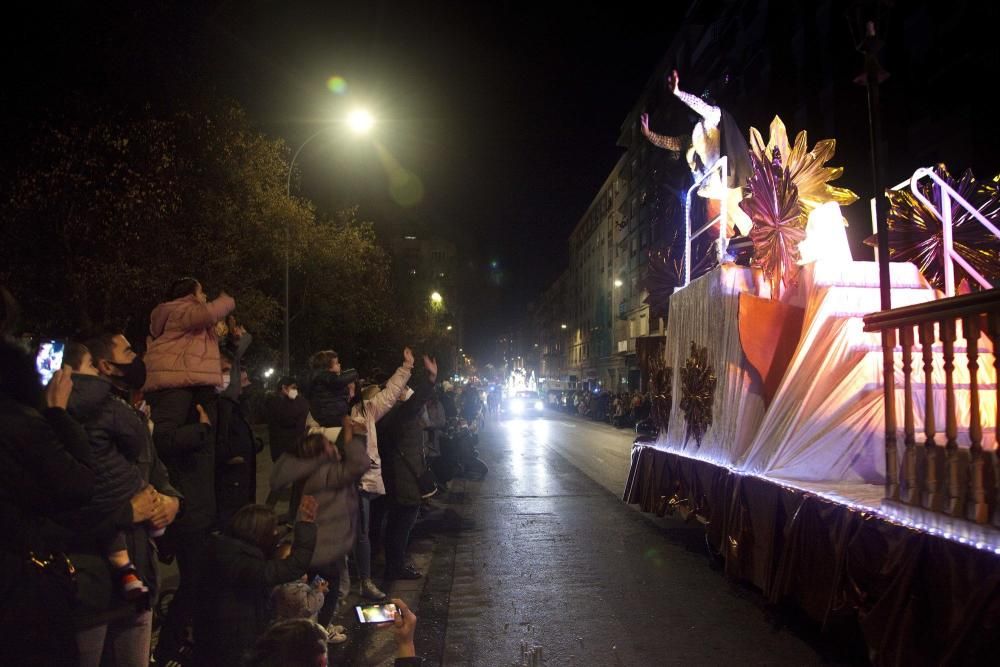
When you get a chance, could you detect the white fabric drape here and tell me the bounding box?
[739,260,996,483]
[658,266,765,466]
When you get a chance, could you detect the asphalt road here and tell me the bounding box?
[429,411,861,666]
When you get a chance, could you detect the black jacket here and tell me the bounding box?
[215,394,258,529]
[194,521,317,666]
[264,392,309,461]
[64,374,147,533]
[0,392,96,667]
[306,368,358,427]
[63,376,183,628]
[379,375,436,507]
[147,386,216,533]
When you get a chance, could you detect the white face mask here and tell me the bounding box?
[286,388,299,400]
[216,375,231,393]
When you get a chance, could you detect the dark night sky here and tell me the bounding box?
[197,1,683,357]
[2,1,679,358]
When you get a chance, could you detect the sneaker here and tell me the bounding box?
[360,578,386,600]
[119,567,150,601]
[325,624,348,644]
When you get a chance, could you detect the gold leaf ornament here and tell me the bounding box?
[679,341,717,449]
[749,116,859,224]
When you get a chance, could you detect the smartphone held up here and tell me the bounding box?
[355,602,398,625]
[35,339,65,385]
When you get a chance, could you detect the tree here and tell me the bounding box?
[1,99,311,350]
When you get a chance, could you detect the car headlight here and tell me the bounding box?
[511,400,524,413]
[534,401,544,410]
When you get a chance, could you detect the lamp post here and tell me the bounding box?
[282,109,374,373]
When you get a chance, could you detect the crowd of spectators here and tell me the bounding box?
[0,280,439,666]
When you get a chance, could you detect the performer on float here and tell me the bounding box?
[640,70,753,253]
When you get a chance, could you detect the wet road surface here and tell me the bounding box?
[425,412,858,666]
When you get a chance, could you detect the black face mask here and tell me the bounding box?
[110,358,146,390]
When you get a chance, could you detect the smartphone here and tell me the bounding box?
[35,339,66,386]
[355,602,397,624]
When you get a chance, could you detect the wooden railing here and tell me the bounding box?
[863,289,1000,526]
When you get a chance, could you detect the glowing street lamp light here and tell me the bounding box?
[347,108,375,135]
[614,278,623,287]
[281,107,376,373]
[560,323,568,330]
[446,325,453,331]
[430,291,443,304]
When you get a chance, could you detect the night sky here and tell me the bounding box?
[6,1,1000,364]
[4,1,686,360]
[202,2,684,358]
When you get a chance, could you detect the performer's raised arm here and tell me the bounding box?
[667,69,721,128]
[640,112,684,153]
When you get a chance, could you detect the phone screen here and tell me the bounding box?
[355,602,397,624]
[36,339,65,386]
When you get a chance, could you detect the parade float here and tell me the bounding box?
[624,114,1000,664]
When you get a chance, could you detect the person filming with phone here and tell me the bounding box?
[245,598,424,666]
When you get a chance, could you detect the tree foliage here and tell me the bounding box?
[1,98,401,373]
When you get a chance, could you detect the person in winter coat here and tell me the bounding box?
[265,376,309,462]
[305,349,359,427]
[193,496,318,667]
[65,333,183,666]
[350,348,415,601]
[0,338,96,667]
[215,327,257,529]
[269,421,370,638]
[63,345,161,603]
[143,277,235,394]
[143,277,233,663]
[378,356,438,581]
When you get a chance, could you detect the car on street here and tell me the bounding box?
[504,389,545,417]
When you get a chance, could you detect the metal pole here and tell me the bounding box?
[283,218,290,374]
[283,128,328,374]
[861,20,891,311]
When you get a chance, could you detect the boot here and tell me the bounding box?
[360,578,387,600]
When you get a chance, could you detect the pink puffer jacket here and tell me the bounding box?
[143,293,236,392]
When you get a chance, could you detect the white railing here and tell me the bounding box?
[869,167,1000,297]
[683,156,728,286]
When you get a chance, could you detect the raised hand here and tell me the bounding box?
[46,366,74,410]
[422,355,438,382]
[640,112,650,133]
[666,69,679,94]
[403,346,415,368]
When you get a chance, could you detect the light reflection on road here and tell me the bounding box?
[500,417,551,485]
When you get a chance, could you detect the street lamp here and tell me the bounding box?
[560,323,568,330]
[446,325,453,331]
[614,278,623,287]
[430,291,443,305]
[347,109,375,134]
[282,109,375,373]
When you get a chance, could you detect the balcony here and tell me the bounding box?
[863,289,1000,530]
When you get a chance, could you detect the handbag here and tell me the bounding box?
[398,452,438,499]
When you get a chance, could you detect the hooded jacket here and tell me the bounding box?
[63,375,183,628]
[378,375,436,507]
[269,434,369,569]
[194,521,316,666]
[306,367,359,427]
[353,363,412,496]
[143,293,235,392]
[64,374,147,530]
